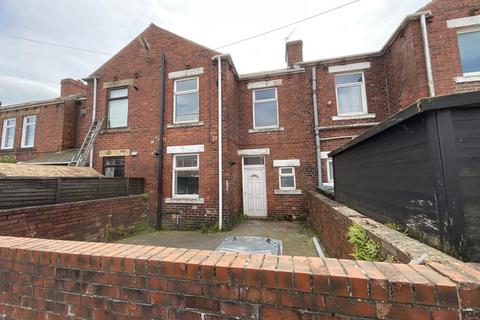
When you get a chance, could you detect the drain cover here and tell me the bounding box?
[215,236,283,255]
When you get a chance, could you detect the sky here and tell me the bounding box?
[0,0,432,106]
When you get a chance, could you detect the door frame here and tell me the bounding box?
[241,156,268,217]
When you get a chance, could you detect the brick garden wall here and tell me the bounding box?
[307,191,463,264]
[0,195,148,242]
[0,236,478,319]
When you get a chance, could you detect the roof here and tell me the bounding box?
[0,163,101,178]
[0,94,85,111]
[20,149,80,165]
[329,91,480,157]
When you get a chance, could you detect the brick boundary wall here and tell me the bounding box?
[0,236,479,319]
[307,191,458,264]
[0,195,149,242]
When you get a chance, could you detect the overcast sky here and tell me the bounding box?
[0,0,431,106]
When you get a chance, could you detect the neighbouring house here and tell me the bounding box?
[0,0,479,229]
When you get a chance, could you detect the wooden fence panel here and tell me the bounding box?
[0,177,144,209]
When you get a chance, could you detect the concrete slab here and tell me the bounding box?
[117,220,318,256]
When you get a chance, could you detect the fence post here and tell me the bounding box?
[125,178,130,196]
[98,177,102,198]
[55,178,61,203]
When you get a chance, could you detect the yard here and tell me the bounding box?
[117,219,319,256]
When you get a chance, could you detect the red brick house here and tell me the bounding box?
[0,0,479,229]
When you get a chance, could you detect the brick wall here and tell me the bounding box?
[307,191,463,264]
[0,195,148,242]
[0,236,478,319]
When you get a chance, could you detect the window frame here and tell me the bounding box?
[278,166,296,190]
[252,87,279,129]
[334,71,368,116]
[1,118,16,150]
[21,115,36,148]
[457,27,480,76]
[102,156,125,177]
[327,159,334,184]
[173,77,200,124]
[107,87,129,129]
[172,153,200,198]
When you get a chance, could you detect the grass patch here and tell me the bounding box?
[347,223,382,262]
[103,219,156,242]
[0,155,16,163]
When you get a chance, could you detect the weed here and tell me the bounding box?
[347,223,382,262]
[386,221,409,235]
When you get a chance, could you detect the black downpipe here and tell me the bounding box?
[156,53,166,229]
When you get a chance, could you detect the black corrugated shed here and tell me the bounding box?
[330,91,480,262]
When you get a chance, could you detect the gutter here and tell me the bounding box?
[213,54,228,231]
[156,53,166,229]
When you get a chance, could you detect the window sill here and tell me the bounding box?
[0,148,14,152]
[20,147,35,150]
[167,121,204,129]
[248,127,284,134]
[455,74,480,83]
[101,127,131,134]
[332,113,376,121]
[165,197,204,204]
[274,189,302,195]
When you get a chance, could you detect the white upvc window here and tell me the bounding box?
[335,72,368,116]
[1,118,16,150]
[457,28,480,76]
[327,159,334,183]
[21,115,36,148]
[174,77,199,123]
[107,87,129,128]
[253,88,279,129]
[279,167,296,190]
[173,154,199,197]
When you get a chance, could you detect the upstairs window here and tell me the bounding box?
[253,88,279,129]
[103,157,125,177]
[1,118,16,150]
[173,154,199,197]
[174,78,199,123]
[107,88,128,128]
[279,167,296,190]
[457,29,480,74]
[21,115,36,148]
[335,72,368,116]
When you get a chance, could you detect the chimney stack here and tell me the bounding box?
[285,40,303,68]
[60,78,87,97]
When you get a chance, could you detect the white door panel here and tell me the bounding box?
[243,167,267,217]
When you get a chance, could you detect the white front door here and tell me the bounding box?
[243,157,267,217]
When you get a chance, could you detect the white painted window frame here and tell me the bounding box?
[326,158,334,183]
[21,115,36,148]
[173,77,199,124]
[334,71,368,117]
[252,87,279,129]
[278,167,296,190]
[456,27,480,77]
[172,153,199,198]
[1,118,16,150]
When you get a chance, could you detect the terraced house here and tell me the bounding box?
[1,0,479,229]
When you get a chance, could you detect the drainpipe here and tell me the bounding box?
[420,13,435,97]
[156,53,166,229]
[89,76,98,168]
[217,56,223,231]
[311,66,322,188]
